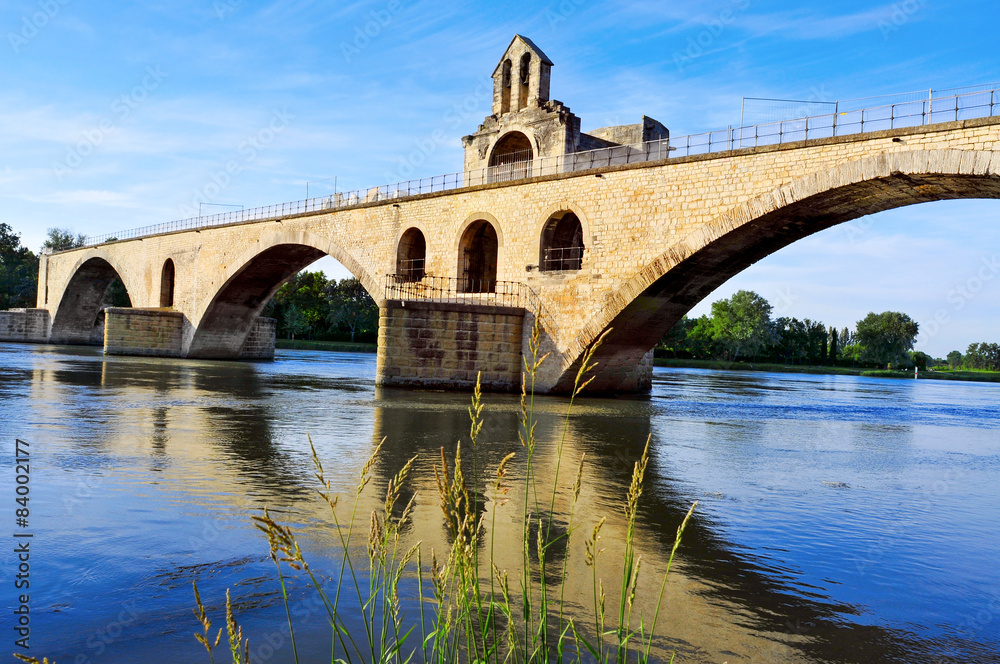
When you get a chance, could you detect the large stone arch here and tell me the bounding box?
[187,230,377,359]
[50,249,138,345]
[550,149,1000,393]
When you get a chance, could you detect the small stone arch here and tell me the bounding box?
[159,258,175,308]
[50,252,135,345]
[189,230,378,359]
[539,211,585,271]
[488,131,534,183]
[518,53,531,110]
[396,227,426,282]
[458,219,500,293]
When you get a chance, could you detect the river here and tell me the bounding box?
[1,342,998,663]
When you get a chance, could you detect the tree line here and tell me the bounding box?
[262,271,378,343]
[947,343,1000,371]
[658,289,929,370]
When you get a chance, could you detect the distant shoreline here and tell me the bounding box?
[276,339,376,353]
[653,358,1000,383]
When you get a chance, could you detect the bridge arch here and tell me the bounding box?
[188,230,378,359]
[50,250,136,345]
[553,148,1000,392]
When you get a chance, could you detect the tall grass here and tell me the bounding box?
[195,319,696,664]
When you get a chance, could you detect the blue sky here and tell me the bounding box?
[2,0,998,356]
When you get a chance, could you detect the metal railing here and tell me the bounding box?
[396,258,426,283]
[541,246,583,272]
[80,84,1000,247]
[384,274,534,310]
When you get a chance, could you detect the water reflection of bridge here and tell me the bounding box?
[17,347,958,662]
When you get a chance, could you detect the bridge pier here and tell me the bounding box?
[102,308,276,360]
[0,309,50,343]
[376,300,525,392]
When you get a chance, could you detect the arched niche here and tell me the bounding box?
[540,211,584,271]
[396,228,426,282]
[160,258,175,307]
[458,220,499,293]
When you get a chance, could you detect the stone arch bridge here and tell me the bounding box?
[22,116,1000,394]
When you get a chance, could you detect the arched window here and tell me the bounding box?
[540,212,584,272]
[396,228,426,282]
[488,132,533,183]
[518,53,531,110]
[459,220,499,293]
[160,258,175,307]
[500,59,512,114]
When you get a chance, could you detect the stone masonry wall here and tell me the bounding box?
[377,300,524,392]
[104,308,184,357]
[239,317,276,360]
[0,309,50,343]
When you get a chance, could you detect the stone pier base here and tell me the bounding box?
[376,300,524,392]
[0,309,50,343]
[104,308,184,357]
[239,317,277,360]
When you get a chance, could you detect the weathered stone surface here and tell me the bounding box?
[0,309,49,343]
[104,308,184,357]
[239,317,276,360]
[377,300,523,391]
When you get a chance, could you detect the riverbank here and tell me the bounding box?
[276,339,376,353]
[653,358,1000,383]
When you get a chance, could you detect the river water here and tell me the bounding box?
[1,343,998,663]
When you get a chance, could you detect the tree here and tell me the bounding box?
[854,311,919,369]
[282,303,310,340]
[828,328,840,365]
[43,227,87,252]
[946,350,963,369]
[326,278,378,342]
[0,223,39,309]
[710,290,775,361]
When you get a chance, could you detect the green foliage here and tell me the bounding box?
[43,227,87,252]
[262,271,378,342]
[908,351,932,371]
[281,303,310,340]
[854,311,919,369]
[0,223,38,309]
[710,290,775,361]
[962,342,1000,371]
[947,350,963,369]
[828,327,839,364]
[326,277,378,342]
